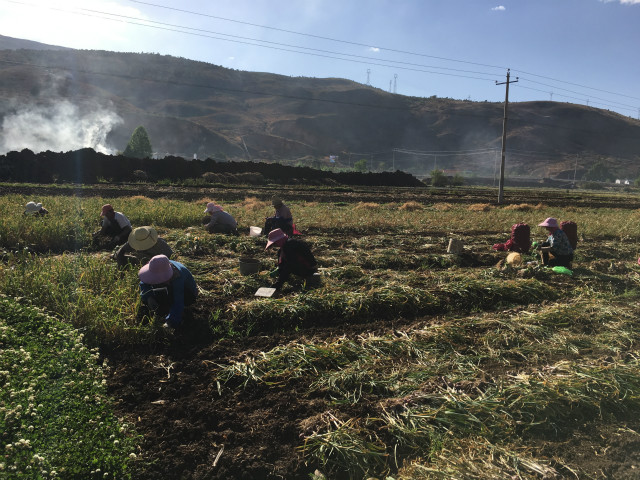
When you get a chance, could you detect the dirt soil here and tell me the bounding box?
[94,185,640,479]
[104,311,640,480]
[104,317,414,480]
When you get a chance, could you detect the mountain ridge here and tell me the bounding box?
[1,34,639,180]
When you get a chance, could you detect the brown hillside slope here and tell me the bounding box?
[0,45,639,177]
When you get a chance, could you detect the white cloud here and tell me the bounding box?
[369,47,380,53]
[620,0,640,4]
[492,5,506,11]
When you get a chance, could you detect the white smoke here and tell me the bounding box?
[0,100,123,154]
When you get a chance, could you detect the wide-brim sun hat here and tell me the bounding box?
[138,254,173,284]
[25,201,42,213]
[265,228,288,250]
[204,202,223,214]
[271,196,283,207]
[128,226,159,251]
[101,204,114,216]
[538,217,559,228]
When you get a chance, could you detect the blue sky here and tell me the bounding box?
[1,0,639,118]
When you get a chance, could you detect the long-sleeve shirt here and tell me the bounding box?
[274,204,292,221]
[102,212,131,231]
[274,239,317,288]
[542,229,573,256]
[206,210,237,228]
[139,260,197,327]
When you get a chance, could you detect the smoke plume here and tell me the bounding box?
[0,100,123,154]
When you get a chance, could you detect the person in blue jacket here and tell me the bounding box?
[138,254,197,329]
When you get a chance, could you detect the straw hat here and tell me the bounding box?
[128,226,159,251]
[204,202,223,214]
[138,255,173,284]
[538,217,559,228]
[100,204,114,216]
[271,196,283,207]
[265,228,288,250]
[24,201,42,214]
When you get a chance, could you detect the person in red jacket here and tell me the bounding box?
[265,228,317,290]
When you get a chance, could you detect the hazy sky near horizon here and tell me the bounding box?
[1,0,639,118]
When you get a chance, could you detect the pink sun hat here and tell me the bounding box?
[138,255,174,284]
[265,228,288,250]
[538,217,559,228]
[204,202,223,214]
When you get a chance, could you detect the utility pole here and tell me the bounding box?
[573,155,578,186]
[495,69,518,204]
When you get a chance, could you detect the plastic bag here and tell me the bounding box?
[552,266,573,276]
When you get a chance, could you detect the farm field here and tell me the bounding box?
[2,184,640,479]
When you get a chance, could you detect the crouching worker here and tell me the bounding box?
[493,223,531,253]
[535,217,573,268]
[203,202,239,235]
[264,196,293,236]
[138,255,197,329]
[24,201,49,216]
[265,228,318,290]
[92,204,132,249]
[115,226,173,267]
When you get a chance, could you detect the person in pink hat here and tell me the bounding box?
[535,217,574,268]
[138,255,197,329]
[202,202,238,235]
[92,204,132,249]
[265,228,317,290]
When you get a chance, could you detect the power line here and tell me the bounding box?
[6,0,637,114]
[5,1,500,83]
[127,0,640,107]
[517,78,638,112]
[1,56,638,143]
[515,84,638,115]
[128,0,507,71]
[512,68,640,102]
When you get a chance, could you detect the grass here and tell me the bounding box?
[0,296,138,479]
[3,187,640,478]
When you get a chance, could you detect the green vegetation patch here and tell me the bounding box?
[0,296,139,479]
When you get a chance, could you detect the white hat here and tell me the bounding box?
[128,226,159,251]
[25,201,43,214]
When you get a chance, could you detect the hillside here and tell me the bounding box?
[1,34,639,179]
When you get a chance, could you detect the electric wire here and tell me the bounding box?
[4,0,638,115]
[127,0,640,106]
[1,55,638,144]
[128,0,508,71]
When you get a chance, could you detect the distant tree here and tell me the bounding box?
[430,169,448,187]
[354,158,368,172]
[582,160,612,183]
[123,126,153,159]
[450,173,465,186]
